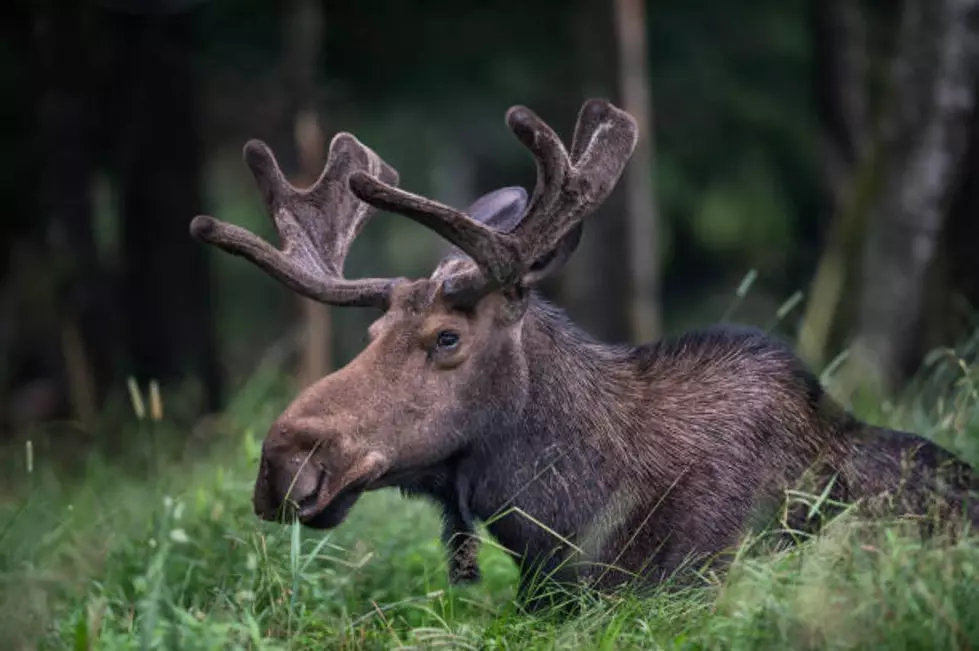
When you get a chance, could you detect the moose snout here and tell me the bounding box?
[252,450,325,521]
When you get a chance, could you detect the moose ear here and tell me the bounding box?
[465,186,528,233]
[522,223,583,285]
[431,186,529,281]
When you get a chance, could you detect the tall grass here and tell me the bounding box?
[2,330,978,650]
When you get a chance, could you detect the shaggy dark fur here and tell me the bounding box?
[393,298,978,601]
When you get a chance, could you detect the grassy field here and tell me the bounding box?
[3,337,979,650]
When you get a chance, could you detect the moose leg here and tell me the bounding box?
[399,464,482,584]
[442,507,481,584]
[443,471,481,584]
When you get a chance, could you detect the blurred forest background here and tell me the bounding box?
[3,0,979,447]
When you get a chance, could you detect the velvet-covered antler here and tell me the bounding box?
[190,132,400,310]
[348,99,638,304]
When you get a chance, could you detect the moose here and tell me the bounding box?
[190,98,978,604]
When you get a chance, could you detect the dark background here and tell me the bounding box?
[3,0,978,447]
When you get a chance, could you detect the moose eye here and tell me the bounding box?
[436,330,460,350]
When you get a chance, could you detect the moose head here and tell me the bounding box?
[190,99,639,531]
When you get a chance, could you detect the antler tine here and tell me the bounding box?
[347,99,637,306]
[190,132,401,310]
[347,173,523,288]
[507,99,638,285]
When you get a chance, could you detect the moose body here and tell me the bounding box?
[372,297,976,597]
[191,99,977,604]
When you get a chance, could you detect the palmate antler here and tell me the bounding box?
[190,132,400,309]
[191,99,637,311]
[348,99,639,305]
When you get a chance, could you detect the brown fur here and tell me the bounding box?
[193,99,979,605]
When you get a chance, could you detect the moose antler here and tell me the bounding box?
[348,99,638,304]
[190,132,400,310]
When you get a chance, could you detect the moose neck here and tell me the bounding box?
[463,294,655,572]
[520,295,638,430]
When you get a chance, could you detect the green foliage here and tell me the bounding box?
[691,150,794,270]
[1,332,978,649]
[648,0,820,294]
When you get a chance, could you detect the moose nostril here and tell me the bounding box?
[295,488,319,511]
[295,470,327,519]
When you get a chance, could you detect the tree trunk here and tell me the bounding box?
[285,0,333,389]
[945,97,979,314]
[111,6,223,413]
[926,85,979,351]
[33,3,111,425]
[614,0,661,343]
[849,0,979,394]
[797,0,873,368]
[560,0,632,344]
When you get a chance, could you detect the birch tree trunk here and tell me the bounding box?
[849,0,979,393]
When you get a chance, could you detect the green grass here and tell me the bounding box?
[3,340,979,650]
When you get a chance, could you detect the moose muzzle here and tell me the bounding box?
[252,432,391,530]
